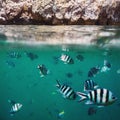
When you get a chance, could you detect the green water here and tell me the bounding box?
[0,43,120,120]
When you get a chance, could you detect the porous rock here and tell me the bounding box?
[0,0,120,25]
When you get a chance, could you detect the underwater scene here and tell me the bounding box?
[0,42,120,120]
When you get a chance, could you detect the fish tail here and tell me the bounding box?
[56,80,61,88]
[8,99,16,105]
[10,111,15,116]
[76,92,88,102]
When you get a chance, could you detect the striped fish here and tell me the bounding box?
[8,100,22,116]
[37,64,49,77]
[88,66,100,78]
[77,88,117,107]
[84,79,99,91]
[56,80,76,100]
[60,54,74,64]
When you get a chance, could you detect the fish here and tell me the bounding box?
[6,60,15,68]
[88,107,97,116]
[56,80,76,100]
[104,60,111,68]
[84,79,99,91]
[25,52,38,60]
[117,69,120,74]
[76,54,84,61]
[37,64,49,77]
[77,88,117,107]
[60,54,74,64]
[88,66,100,78]
[101,60,111,72]
[8,100,22,116]
[7,51,21,59]
[57,110,65,119]
[65,72,73,78]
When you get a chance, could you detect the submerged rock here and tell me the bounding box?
[0,0,120,25]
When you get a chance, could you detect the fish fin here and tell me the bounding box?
[47,70,50,74]
[76,92,87,102]
[10,113,15,116]
[84,88,92,92]
[40,74,44,77]
[83,87,86,91]
[94,85,99,89]
[101,66,107,72]
[56,80,61,88]
[85,100,94,105]
[96,65,101,70]
[84,90,92,93]
[63,95,67,99]
[104,60,107,66]
[97,106,104,108]
[8,100,16,105]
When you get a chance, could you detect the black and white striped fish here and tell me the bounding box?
[77,88,117,107]
[8,100,22,116]
[88,66,100,78]
[56,80,76,100]
[84,79,99,91]
[60,54,74,64]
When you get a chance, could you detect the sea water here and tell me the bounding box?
[0,42,120,120]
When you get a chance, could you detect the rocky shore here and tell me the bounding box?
[0,0,120,25]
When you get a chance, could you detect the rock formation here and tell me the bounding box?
[0,0,120,25]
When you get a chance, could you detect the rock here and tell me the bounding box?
[0,0,120,25]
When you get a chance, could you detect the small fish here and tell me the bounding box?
[84,79,99,91]
[76,54,84,61]
[60,54,74,64]
[77,88,117,107]
[6,60,15,67]
[66,72,73,78]
[88,66,100,78]
[104,60,111,68]
[37,64,49,77]
[88,107,97,116]
[8,100,22,116]
[56,80,76,100]
[57,110,65,119]
[25,52,38,60]
[7,51,21,59]
[101,60,111,72]
[117,69,120,74]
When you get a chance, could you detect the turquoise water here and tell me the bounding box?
[0,42,120,120]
